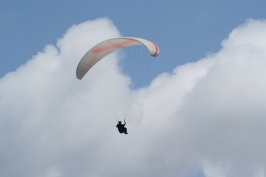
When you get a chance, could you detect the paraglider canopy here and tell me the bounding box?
[76,37,159,80]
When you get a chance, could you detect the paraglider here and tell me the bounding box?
[116,120,128,134]
[76,37,159,133]
[76,37,159,80]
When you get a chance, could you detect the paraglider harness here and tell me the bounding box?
[116,119,128,134]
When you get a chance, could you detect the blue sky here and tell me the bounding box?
[1,1,266,77]
[1,1,266,177]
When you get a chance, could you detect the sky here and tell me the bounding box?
[1,1,266,177]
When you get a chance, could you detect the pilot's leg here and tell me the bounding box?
[124,127,128,134]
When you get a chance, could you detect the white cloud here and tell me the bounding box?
[175,19,266,177]
[0,18,266,177]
